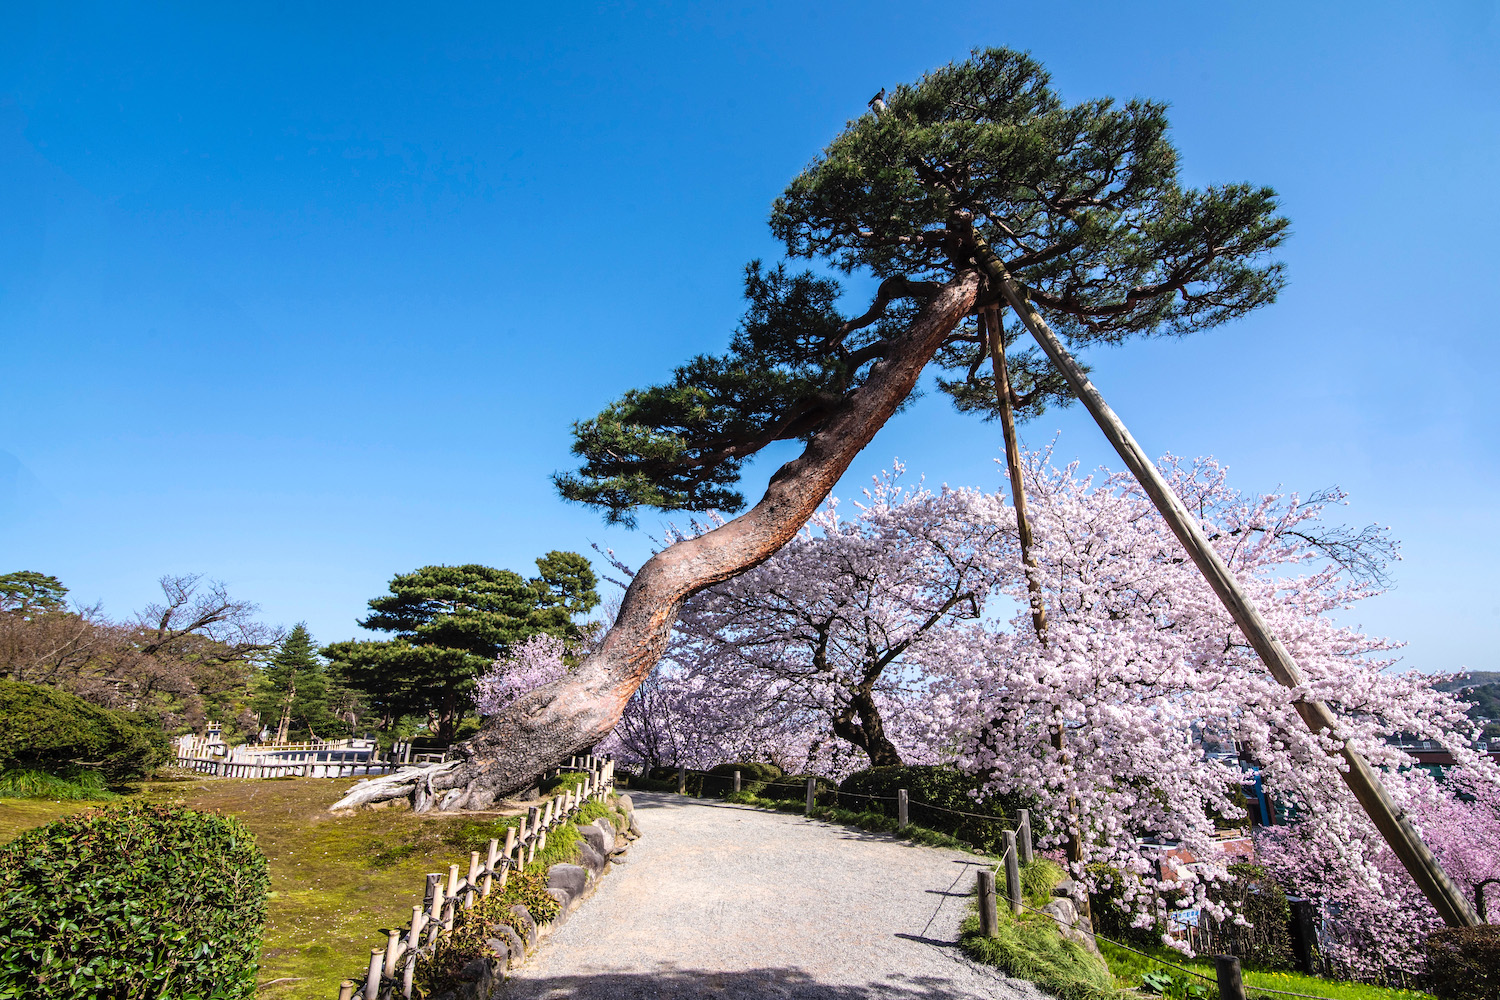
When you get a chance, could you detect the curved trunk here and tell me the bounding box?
[333,270,980,812]
[831,687,903,768]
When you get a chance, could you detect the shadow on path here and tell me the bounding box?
[502,966,1012,999]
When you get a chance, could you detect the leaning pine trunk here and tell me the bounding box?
[330,270,981,812]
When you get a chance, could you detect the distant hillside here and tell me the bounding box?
[1433,671,1500,692]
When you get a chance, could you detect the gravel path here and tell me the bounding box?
[501,792,1048,1000]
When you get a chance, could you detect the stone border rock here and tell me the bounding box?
[427,793,641,1000]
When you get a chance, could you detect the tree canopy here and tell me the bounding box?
[555,48,1286,525]
[324,555,599,742]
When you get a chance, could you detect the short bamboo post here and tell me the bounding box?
[805,776,816,814]
[898,789,909,829]
[1003,831,1022,915]
[978,870,999,937]
[503,827,516,863]
[428,878,445,929]
[526,838,536,865]
[1018,809,1034,864]
[483,838,499,896]
[526,806,538,842]
[677,767,686,795]
[733,769,741,793]
[1215,956,1247,1000]
[364,947,383,1000]
[338,981,357,1000]
[447,863,460,904]
[467,852,480,907]
[384,927,400,977]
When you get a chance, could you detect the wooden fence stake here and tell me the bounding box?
[1017,809,1033,864]
[484,838,499,896]
[677,767,686,794]
[467,852,480,907]
[734,769,741,793]
[338,981,357,1000]
[1215,956,1247,1000]
[805,776,816,814]
[978,870,998,937]
[1003,831,1022,915]
[898,789,909,829]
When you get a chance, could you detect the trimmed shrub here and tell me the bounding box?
[0,803,270,999]
[839,765,1025,853]
[0,680,168,783]
[1425,926,1500,1000]
[758,773,836,803]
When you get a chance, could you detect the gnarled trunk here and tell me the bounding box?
[331,270,980,812]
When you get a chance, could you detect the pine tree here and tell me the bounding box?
[254,624,330,743]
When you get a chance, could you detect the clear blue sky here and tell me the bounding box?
[2,2,1496,673]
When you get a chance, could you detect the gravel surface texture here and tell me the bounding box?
[501,791,1050,999]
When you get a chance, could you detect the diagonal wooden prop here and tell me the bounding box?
[972,235,1480,928]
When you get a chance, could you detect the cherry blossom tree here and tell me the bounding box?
[669,468,1013,767]
[928,450,1496,944]
[474,633,567,716]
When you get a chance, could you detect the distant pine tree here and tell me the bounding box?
[253,624,331,742]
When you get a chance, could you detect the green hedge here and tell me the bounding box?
[1203,863,1294,970]
[0,680,168,784]
[1425,926,1500,1000]
[0,804,270,999]
[838,765,1025,853]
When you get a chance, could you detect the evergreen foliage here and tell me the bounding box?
[251,624,334,742]
[0,679,167,783]
[556,47,1287,526]
[0,571,68,616]
[0,804,269,999]
[324,555,598,742]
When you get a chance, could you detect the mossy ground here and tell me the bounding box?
[0,776,588,1000]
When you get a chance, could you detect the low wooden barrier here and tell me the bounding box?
[335,756,617,1000]
[172,756,394,779]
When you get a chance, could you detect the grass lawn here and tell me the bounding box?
[1098,939,1436,1000]
[0,776,535,1000]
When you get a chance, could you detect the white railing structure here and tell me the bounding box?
[172,733,411,779]
[334,756,617,1000]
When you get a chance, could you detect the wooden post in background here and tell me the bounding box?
[677,767,686,795]
[1003,831,1022,915]
[805,776,816,814]
[978,870,998,937]
[1017,809,1033,864]
[734,769,741,793]
[898,789,909,829]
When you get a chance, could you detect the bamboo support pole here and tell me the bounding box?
[364,947,383,1000]
[973,236,1482,929]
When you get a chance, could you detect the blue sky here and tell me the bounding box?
[2,2,1496,672]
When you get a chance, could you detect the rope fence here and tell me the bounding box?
[333,756,616,1000]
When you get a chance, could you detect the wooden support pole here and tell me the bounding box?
[805,776,816,814]
[974,237,1482,929]
[1018,809,1033,865]
[338,981,357,1000]
[734,769,741,793]
[503,826,517,863]
[1215,956,1247,1000]
[898,789,909,829]
[978,870,999,937]
[677,767,686,795]
[1003,831,1022,915]
[467,852,480,907]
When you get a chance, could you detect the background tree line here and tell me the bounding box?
[0,549,601,757]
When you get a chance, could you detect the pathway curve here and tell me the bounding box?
[501,791,1048,1000]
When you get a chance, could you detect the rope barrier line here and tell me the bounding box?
[1000,891,1342,1000]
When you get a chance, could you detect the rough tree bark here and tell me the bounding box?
[330,269,982,812]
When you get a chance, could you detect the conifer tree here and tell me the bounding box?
[253,624,330,743]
